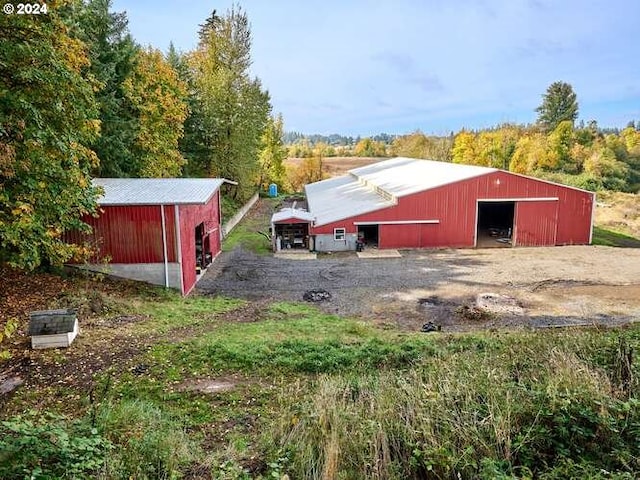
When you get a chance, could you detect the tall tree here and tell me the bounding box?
[168,43,209,177]
[258,114,287,188]
[78,0,139,177]
[191,5,271,199]
[452,131,478,165]
[536,81,579,132]
[392,131,452,161]
[0,0,100,269]
[123,48,188,177]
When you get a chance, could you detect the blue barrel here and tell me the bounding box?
[268,183,278,197]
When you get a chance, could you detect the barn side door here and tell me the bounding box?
[514,200,558,246]
[209,227,220,257]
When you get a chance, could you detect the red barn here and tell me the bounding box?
[68,178,232,295]
[303,157,594,251]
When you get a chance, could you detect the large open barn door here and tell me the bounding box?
[514,200,558,246]
[476,201,514,247]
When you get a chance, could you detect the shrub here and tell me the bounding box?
[0,412,111,479]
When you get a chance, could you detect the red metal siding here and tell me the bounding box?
[514,201,558,246]
[311,170,593,248]
[67,205,177,263]
[380,224,420,249]
[378,224,440,248]
[178,190,222,295]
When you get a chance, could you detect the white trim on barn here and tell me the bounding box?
[476,197,559,202]
[353,220,440,225]
[589,192,596,245]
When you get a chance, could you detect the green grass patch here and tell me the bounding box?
[222,198,278,255]
[222,226,271,254]
[151,302,436,376]
[5,285,640,479]
[134,294,246,333]
[592,226,640,247]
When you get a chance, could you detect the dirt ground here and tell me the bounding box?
[199,198,640,332]
[285,156,382,178]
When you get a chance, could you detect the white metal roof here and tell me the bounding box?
[305,174,396,226]
[305,157,497,226]
[350,157,496,197]
[271,208,315,223]
[93,178,232,206]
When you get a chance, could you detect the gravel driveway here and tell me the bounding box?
[198,245,640,331]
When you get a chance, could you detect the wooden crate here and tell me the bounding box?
[28,309,79,349]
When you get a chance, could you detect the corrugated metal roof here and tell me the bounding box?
[93,178,230,205]
[350,157,496,197]
[305,174,396,226]
[271,208,315,223]
[305,157,497,226]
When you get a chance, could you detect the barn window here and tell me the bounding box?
[334,228,346,241]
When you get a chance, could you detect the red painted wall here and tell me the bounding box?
[178,190,221,294]
[514,200,558,246]
[67,190,222,295]
[311,171,593,248]
[67,205,177,263]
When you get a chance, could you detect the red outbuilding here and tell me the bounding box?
[302,157,594,251]
[67,178,233,295]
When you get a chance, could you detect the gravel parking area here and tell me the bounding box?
[198,244,640,332]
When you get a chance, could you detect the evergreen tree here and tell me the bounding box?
[78,0,140,177]
[536,81,579,132]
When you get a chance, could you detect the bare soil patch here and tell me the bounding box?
[201,245,640,332]
[179,376,240,394]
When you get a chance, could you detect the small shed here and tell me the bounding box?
[271,207,315,251]
[29,309,79,349]
[66,178,235,295]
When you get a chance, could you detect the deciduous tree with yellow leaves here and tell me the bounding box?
[123,47,188,177]
[0,0,101,269]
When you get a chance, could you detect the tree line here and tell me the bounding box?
[0,0,287,270]
[288,82,640,193]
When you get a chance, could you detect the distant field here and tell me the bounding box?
[285,156,384,177]
[595,191,640,240]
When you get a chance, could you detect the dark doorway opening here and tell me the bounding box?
[476,202,515,247]
[357,224,379,247]
[195,222,212,273]
[274,222,310,250]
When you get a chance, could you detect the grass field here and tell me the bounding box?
[284,156,383,178]
[1,192,640,479]
[1,279,639,479]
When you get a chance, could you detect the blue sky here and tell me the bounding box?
[113,0,640,136]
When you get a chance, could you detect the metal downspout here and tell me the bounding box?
[160,204,169,288]
[175,205,184,293]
